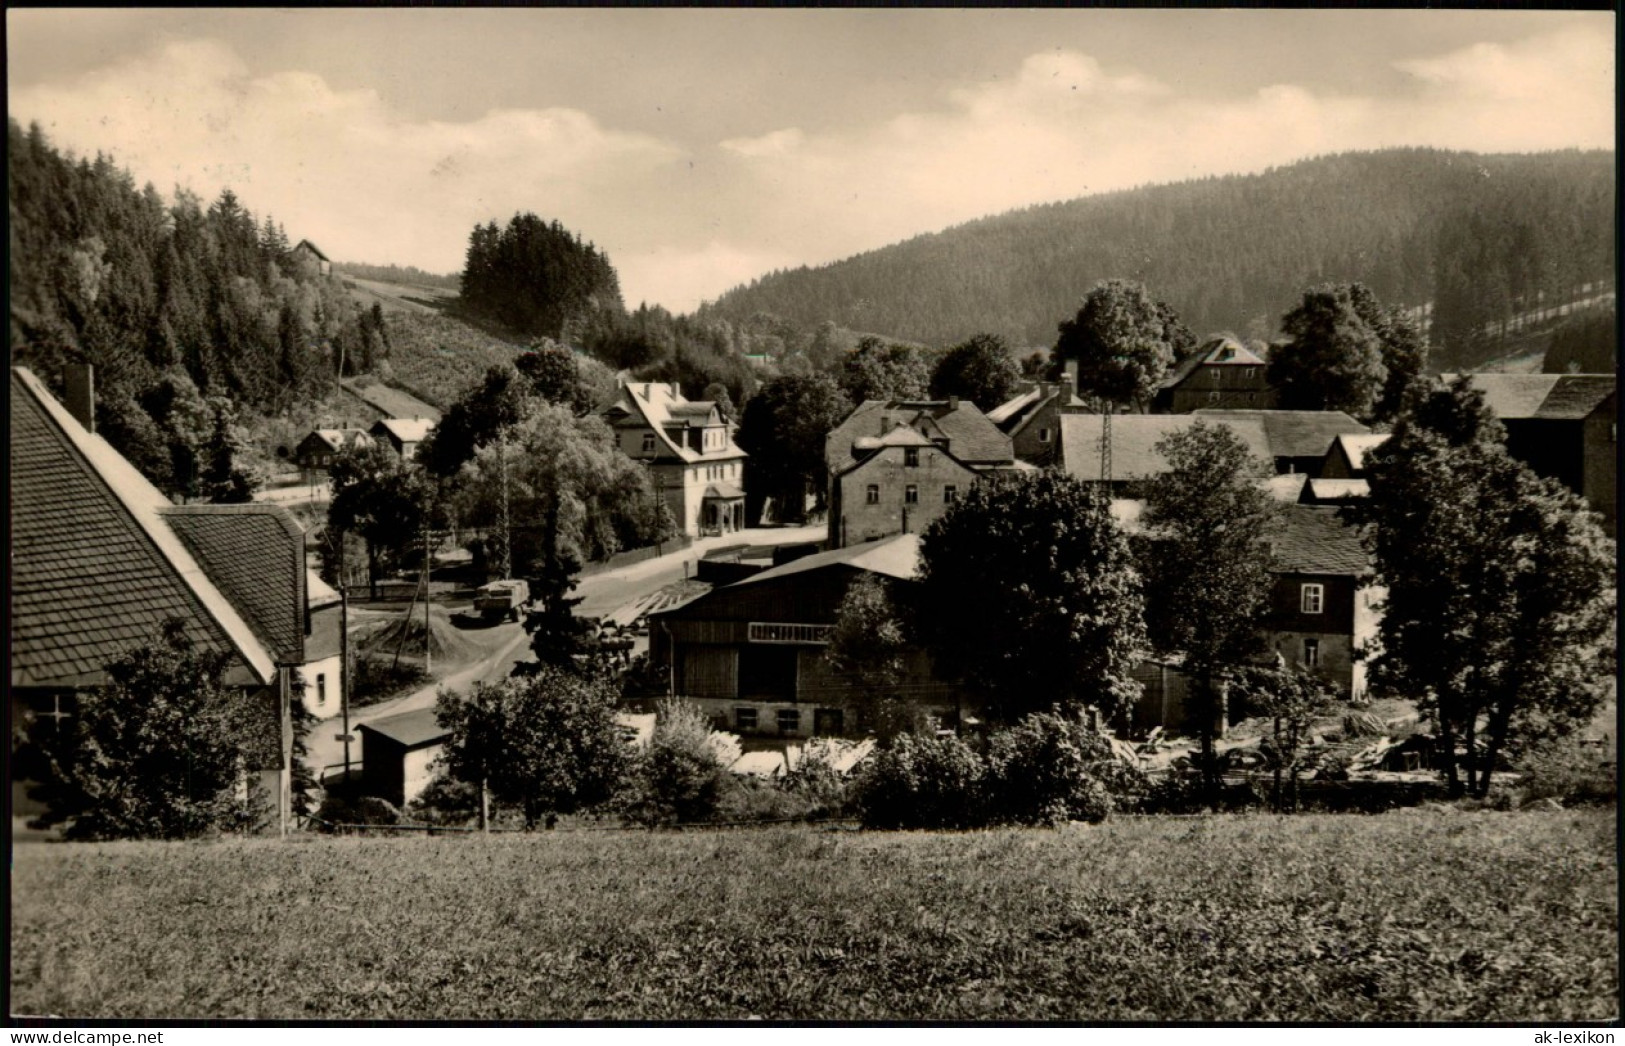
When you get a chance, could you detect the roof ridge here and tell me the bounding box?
[12,367,278,683]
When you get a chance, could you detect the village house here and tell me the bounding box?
[1191,409,1372,475]
[1320,432,1391,479]
[290,238,332,278]
[648,534,972,739]
[825,397,1020,548]
[11,366,339,827]
[1441,373,1616,537]
[600,381,748,538]
[1128,502,1380,733]
[1152,336,1277,413]
[986,363,1089,466]
[294,425,373,476]
[1264,504,1381,700]
[1056,413,1274,494]
[368,417,437,462]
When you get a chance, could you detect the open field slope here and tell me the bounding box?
[10,811,1616,1021]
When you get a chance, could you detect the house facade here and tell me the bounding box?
[1443,373,1617,538]
[369,417,436,461]
[295,426,373,474]
[1264,504,1381,699]
[648,535,972,739]
[1154,337,1277,413]
[826,427,980,548]
[291,239,331,277]
[11,367,316,828]
[825,397,1017,548]
[987,370,1089,466]
[601,382,747,538]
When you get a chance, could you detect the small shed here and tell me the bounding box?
[356,707,448,808]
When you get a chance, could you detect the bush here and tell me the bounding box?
[403,773,483,826]
[634,699,733,825]
[854,732,985,830]
[1515,740,1617,807]
[351,656,430,708]
[315,794,401,830]
[985,712,1128,825]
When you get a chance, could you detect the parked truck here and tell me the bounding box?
[474,579,531,622]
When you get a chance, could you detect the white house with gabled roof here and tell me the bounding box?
[600,381,748,537]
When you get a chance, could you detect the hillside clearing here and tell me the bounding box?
[10,811,1616,1021]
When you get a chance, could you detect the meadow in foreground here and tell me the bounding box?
[10,810,1617,1022]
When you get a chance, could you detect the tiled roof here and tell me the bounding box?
[702,482,745,500]
[1439,374,1560,419]
[1332,433,1389,472]
[1271,504,1370,576]
[731,533,921,588]
[1302,478,1371,502]
[10,369,276,688]
[359,706,448,749]
[1059,414,1273,482]
[827,400,1013,472]
[1440,373,1616,420]
[339,380,442,422]
[986,387,1041,426]
[163,506,307,665]
[1160,337,1267,390]
[1193,410,1370,460]
[305,428,373,453]
[605,382,745,464]
[371,418,437,445]
[1533,375,1614,419]
[1266,474,1309,502]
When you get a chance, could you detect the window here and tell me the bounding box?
[1209,391,1222,403]
[778,709,801,735]
[904,447,920,467]
[735,707,758,732]
[1301,583,1324,614]
[317,674,327,709]
[944,485,958,503]
[814,708,845,736]
[1303,638,1320,669]
[865,484,880,505]
[1244,367,1255,379]
[1038,427,1051,444]
[905,485,919,505]
[641,433,655,454]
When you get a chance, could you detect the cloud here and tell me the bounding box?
[10,38,685,294]
[10,25,1612,312]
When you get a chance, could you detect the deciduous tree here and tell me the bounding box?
[825,573,920,741]
[929,333,1021,411]
[28,619,263,839]
[1361,379,1616,796]
[735,373,852,525]
[912,471,1147,724]
[1139,421,1281,792]
[435,667,632,828]
[1269,284,1388,419]
[838,337,932,404]
[1053,280,1194,412]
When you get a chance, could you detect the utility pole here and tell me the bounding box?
[339,533,352,784]
[498,435,512,579]
[423,520,432,677]
[1099,409,1113,485]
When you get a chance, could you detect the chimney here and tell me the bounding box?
[948,395,960,411]
[1061,359,1079,401]
[64,363,95,433]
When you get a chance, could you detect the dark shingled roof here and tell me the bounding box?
[359,707,449,749]
[826,400,1013,472]
[1192,409,1370,460]
[163,506,307,665]
[1439,373,1616,421]
[10,369,274,688]
[1271,504,1370,577]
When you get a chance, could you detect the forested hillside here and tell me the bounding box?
[701,149,1615,368]
[8,120,374,499]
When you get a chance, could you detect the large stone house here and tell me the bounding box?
[601,381,748,538]
[648,534,972,739]
[825,397,1020,548]
[987,367,1089,466]
[1441,373,1616,537]
[1153,336,1277,413]
[11,367,340,826]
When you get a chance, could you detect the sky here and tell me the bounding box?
[8,9,1616,313]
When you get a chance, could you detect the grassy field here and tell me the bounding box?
[11,811,1616,1021]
